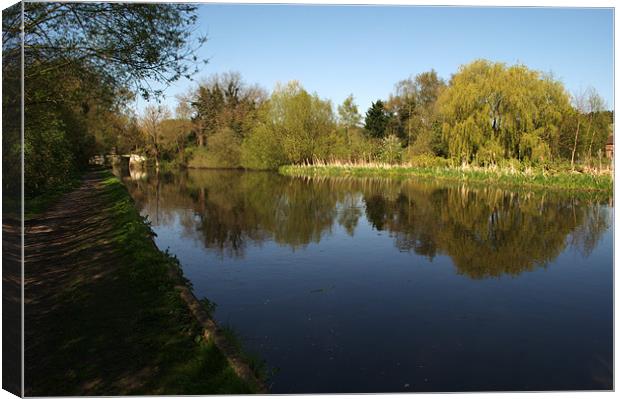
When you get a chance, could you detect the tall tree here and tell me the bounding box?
[584,88,607,162]
[387,70,446,148]
[338,94,362,130]
[364,100,391,139]
[190,72,266,146]
[20,2,205,101]
[389,79,418,144]
[141,105,172,172]
[438,60,570,164]
[570,90,587,169]
[241,81,335,167]
[337,94,362,143]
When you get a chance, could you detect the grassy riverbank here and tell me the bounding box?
[24,170,261,395]
[279,162,613,193]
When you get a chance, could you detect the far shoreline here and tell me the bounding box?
[278,163,613,194]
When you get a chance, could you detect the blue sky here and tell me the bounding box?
[146,5,614,114]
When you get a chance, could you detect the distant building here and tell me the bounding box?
[605,135,614,158]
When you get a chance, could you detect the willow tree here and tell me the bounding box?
[438,60,571,165]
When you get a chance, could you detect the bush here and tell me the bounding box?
[186,147,212,168]
[407,129,435,157]
[314,129,350,162]
[206,128,242,168]
[475,139,504,167]
[186,128,243,169]
[379,134,403,164]
[240,124,287,169]
[519,130,551,166]
[497,158,525,173]
[24,115,76,196]
[406,153,451,168]
[313,128,377,163]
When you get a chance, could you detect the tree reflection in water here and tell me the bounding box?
[123,169,611,279]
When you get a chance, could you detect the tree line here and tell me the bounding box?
[129,60,612,174]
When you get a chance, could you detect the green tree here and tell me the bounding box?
[337,94,362,145]
[387,70,445,148]
[190,72,266,149]
[242,81,334,166]
[583,88,607,163]
[21,2,204,100]
[338,94,362,129]
[3,2,203,196]
[389,78,418,144]
[438,60,571,164]
[379,134,404,164]
[364,100,391,139]
[141,105,172,172]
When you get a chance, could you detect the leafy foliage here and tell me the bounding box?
[438,60,571,164]
[190,72,266,146]
[21,2,204,100]
[240,81,335,167]
[379,134,403,164]
[337,94,362,129]
[2,2,203,197]
[364,100,391,138]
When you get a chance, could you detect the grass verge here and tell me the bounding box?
[279,163,613,193]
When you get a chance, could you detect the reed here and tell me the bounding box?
[279,161,613,193]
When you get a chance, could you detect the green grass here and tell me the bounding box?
[279,163,613,193]
[25,171,260,395]
[219,324,273,383]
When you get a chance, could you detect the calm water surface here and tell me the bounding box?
[123,169,613,393]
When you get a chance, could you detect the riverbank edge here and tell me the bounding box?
[106,171,269,393]
[279,164,613,193]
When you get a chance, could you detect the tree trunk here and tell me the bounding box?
[408,104,412,146]
[153,144,160,174]
[586,114,595,164]
[570,118,581,170]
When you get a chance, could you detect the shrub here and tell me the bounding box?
[206,128,242,168]
[406,153,451,168]
[186,147,212,168]
[186,129,243,169]
[407,129,435,157]
[475,139,504,167]
[24,116,76,196]
[497,158,525,173]
[379,134,403,164]
[240,124,287,169]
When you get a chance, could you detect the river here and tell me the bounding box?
[122,168,613,393]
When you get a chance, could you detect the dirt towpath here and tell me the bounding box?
[23,170,261,395]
